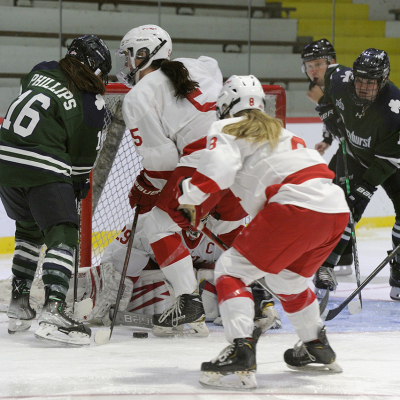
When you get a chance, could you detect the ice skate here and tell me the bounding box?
[7,277,36,334]
[313,266,337,299]
[199,328,261,390]
[389,257,400,301]
[284,326,342,373]
[35,289,91,347]
[251,283,282,332]
[152,293,208,337]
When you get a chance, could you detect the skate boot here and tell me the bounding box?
[35,289,91,347]
[152,293,209,337]
[284,326,342,373]
[389,256,400,301]
[199,327,262,390]
[7,277,36,334]
[251,282,282,332]
[313,266,338,299]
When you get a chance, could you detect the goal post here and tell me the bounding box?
[79,82,287,268]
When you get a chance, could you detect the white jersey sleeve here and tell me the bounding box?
[121,57,222,189]
[179,117,349,217]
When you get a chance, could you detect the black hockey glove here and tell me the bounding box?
[315,103,345,141]
[346,182,376,223]
[73,178,90,200]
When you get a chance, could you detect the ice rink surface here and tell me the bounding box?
[0,227,399,400]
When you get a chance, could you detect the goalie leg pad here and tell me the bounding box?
[83,263,134,324]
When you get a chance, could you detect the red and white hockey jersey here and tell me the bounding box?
[122,56,223,189]
[179,117,349,217]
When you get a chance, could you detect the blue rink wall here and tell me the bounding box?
[0,121,395,254]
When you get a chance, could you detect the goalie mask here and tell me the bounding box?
[66,35,112,85]
[301,38,336,74]
[116,25,172,88]
[216,75,265,120]
[349,48,390,107]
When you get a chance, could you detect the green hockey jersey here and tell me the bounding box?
[322,65,400,187]
[0,61,105,187]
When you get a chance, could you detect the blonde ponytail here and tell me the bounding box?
[222,110,283,149]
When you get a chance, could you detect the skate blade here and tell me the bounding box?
[152,321,209,338]
[334,265,352,276]
[8,318,33,334]
[286,360,343,374]
[390,286,400,301]
[35,324,90,347]
[199,371,257,390]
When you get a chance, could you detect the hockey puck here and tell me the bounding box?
[133,332,148,338]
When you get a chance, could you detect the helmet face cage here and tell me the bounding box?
[67,35,112,84]
[349,48,390,106]
[301,39,336,74]
[216,75,266,120]
[116,25,172,88]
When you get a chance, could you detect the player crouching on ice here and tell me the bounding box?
[168,75,350,390]
[69,212,282,335]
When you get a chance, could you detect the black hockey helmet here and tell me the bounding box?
[66,35,112,84]
[301,39,336,73]
[349,48,390,106]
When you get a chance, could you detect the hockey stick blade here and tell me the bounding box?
[347,299,362,315]
[73,298,93,321]
[324,244,400,321]
[94,329,111,345]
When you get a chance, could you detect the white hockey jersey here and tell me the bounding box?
[179,117,349,218]
[122,56,223,190]
[101,213,224,277]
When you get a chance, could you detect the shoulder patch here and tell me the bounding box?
[81,92,106,128]
[389,99,400,114]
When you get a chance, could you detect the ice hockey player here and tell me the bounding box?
[301,39,354,294]
[74,212,282,335]
[0,35,112,346]
[115,25,248,337]
[314,48,400,302]
[171,75,349,389]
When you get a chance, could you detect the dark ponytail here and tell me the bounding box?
[151,59,199,99]
[59,56,106,95]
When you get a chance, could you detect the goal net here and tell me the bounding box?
[83,82,287,268]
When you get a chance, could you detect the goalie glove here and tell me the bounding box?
[128,170,161,214]
[315,102,345,141]
[346,182,376,223]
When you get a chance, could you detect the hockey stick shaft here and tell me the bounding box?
[73,192,82,314]
[340,133,362,307]
[108,205,141,339]
[324,244,400,321]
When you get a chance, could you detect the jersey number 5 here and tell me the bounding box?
[130,128,143,146]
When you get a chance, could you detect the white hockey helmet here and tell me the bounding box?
[216,75,265,120]
[116,24,172,88]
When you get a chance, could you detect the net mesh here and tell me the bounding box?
[89,83,286,267]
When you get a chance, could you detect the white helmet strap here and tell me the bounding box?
[127,39,167,83]
[218,97,241,120]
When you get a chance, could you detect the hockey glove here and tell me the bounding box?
[315,103,345,141]
[73,178,90,199]
[128,170,162,214]
[346,182,376,223]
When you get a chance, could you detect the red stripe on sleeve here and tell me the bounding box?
[215,275,253,306]
[191,171,221,194]
[181,136,208,158]
[150,233,190,268]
